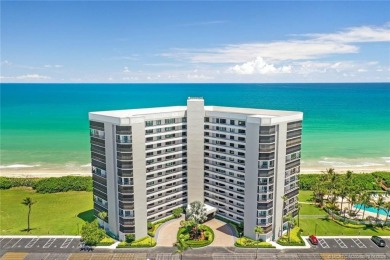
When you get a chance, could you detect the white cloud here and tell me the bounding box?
[228,57,292,75]
[161,24,389,64]
[123,66,130,73]
[1,74,50,80]
[306,25,390,43]
[44,64,63,68]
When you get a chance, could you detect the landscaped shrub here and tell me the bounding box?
[117,236,156,248]
[277,227,305,246]
[97,236,115,246]
[176,224,214,248]
[172,207,184,218]
[147,222,154,229]
[0,177,39,190]
[34,176,93,193]
[154,215,176,225]
[234,237,275,248]
[125,234,135,243]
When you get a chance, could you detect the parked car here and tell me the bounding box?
[309,235,318,245]
[371,236,386,247]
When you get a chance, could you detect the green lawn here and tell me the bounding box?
[299,217,390,236]
[299,204,327,216]
[0,187,94,235]
[298,190,313,203]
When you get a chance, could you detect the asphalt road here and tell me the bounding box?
[1,237,390,259]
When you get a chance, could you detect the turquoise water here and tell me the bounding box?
[1,83,389,171]
[354,204,389,216]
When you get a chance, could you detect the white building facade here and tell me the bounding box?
[89,98,303,241]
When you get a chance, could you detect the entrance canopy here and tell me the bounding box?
[204,204,217,215]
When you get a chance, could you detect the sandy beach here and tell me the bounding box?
[0,165,389,178]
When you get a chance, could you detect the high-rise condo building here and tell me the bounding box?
[89,98,303,241]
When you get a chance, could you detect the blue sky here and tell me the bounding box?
[1,1,389,83]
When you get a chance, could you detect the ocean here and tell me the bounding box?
[1,83,389,172]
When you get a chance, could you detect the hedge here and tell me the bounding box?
[177,224,214,248]
[117,236,156,248]
[299,172,389,191]
[34,176,93,193]
[0,177,39,189]
[234,237,275,248]
[97,237,116,246]
[148,223,162,237]
[0,176,93,193]
[277,227,305,246]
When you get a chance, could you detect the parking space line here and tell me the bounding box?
[0,238,4,243]
[351,238,366,248]
[25,237,39,248]
[318,238,330,248]
[334,238,348,248]
[60,238,73,248]
[43,238,56,248]
[2,239,14,248]
[11,238,22,248]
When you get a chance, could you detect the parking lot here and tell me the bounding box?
[307,237,390,253]
[0,237,81,252]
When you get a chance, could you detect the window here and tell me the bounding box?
[156,128,161,133]
[146,129,153,134]
[145,121,153,127]
[146,137,153,142]
[238,121,245,126]
[156,120,161,125]
[230,120,235,125]
[230,136,235,140]
[182,117,187,123]
[220,119,226,124]
[165,118,175,124]
[205,117,209,122]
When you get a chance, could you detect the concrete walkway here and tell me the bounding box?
[155,217,183,247]
[205,219,236,247]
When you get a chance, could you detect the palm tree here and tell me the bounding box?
[173,239,189,260]
[372,194,385,222]
[284,213,294,243]
[383,202,390,225]
[337,185,348,220]
[296,204,302,227]
[281,195,288,236]
[325,168,339,203]
[21,197,35,232]
[360,192,372,220]
[253,226,264,259]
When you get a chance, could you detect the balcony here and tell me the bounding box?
[90,129,105,139]
[259,135,275,144]
[287,121,302,131]
[116,135,132,144]
[287,129,301,139]
[91,137,105,147]
[259,126,276,135]
[259,160,274,170]
[286,137,301,147]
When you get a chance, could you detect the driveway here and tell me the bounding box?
[205,219,236,247]
[156,217,183,247]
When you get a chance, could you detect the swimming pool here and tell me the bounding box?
[354,204,389,216]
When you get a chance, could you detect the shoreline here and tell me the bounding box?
[0,166,389,178]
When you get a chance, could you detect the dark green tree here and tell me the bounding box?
[81,220,105,246]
